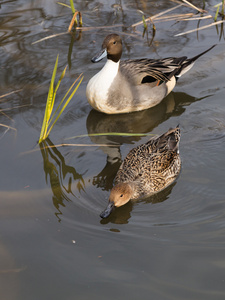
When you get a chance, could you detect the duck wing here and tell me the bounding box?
[120,57,187,84]
[156,126,180,152]
[115,127,180,183]
[120,44,216,85]
[115,147,143,184]
[143,126,180,154]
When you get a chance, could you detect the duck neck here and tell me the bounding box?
[123,181,136,199]
[99,59,120,83]
[103,59,120,72]
[127,181,140,199]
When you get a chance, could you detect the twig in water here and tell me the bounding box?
[175,20,225,36]
[0,89,22,99]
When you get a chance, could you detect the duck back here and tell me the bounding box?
[115,126,181,198]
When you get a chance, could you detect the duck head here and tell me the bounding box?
[91,34,123,63]
[100,182,133,218]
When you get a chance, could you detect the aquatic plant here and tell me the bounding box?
[69,0,75,14]
[214,0,225,21]
[39,55,83,143]
[57,0,82,29]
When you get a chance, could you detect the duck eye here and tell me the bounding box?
[120,194,123,197]
[113,41,116,44]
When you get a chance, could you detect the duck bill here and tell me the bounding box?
[100,202,114,219]
[91,48,107,63]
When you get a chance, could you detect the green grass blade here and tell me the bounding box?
[46,55,59,118]
[48,58,66,120]
[54,65,67,95]
[142,15,147,29]
[69,0,76,14]
[39,55,59,143]
[222,0,224,16]
[57,2,71,9]
[214,5,220,21]
[46,75,83,137]
[48,73,82,126]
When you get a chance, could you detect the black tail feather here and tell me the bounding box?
[172,44,216,79]
[186,44,216,65]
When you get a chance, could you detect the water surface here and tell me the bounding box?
[0,0,225,299]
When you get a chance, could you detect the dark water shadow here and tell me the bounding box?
[100,182,177,225]
[39,138,84,221]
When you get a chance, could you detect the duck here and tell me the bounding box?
[100,125,181,218]
[86,34,215,114]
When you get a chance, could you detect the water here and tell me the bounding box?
[0,0,225,299]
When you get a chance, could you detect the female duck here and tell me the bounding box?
[100,126,181,218]
[86,34,215,114]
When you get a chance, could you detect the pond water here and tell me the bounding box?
[1,0,225,299]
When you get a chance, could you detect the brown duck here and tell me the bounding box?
[100,126,181,218]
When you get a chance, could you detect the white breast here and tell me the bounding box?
[86,59,119,111]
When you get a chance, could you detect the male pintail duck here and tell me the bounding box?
[86,34,215,114]
[100,126,181,218]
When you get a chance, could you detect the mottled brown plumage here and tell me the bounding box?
[100,126,181,218]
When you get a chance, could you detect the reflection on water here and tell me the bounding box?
[39,138,84,221]
[92,156,122,191]
[86,91,197,191]
[67,32,82,69]
[86,91,200,147]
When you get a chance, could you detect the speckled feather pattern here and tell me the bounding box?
[114,126,181,198]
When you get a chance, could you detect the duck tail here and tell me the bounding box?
[166,125,181,152]
[175,44,216,79]
[156,126,180,153]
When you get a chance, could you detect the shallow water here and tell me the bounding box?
[0,0,225,299]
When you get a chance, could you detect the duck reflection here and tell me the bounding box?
[87,92,174,191]
[87,91,196,192]
[100,182,176,225]
[39,138,84,221]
